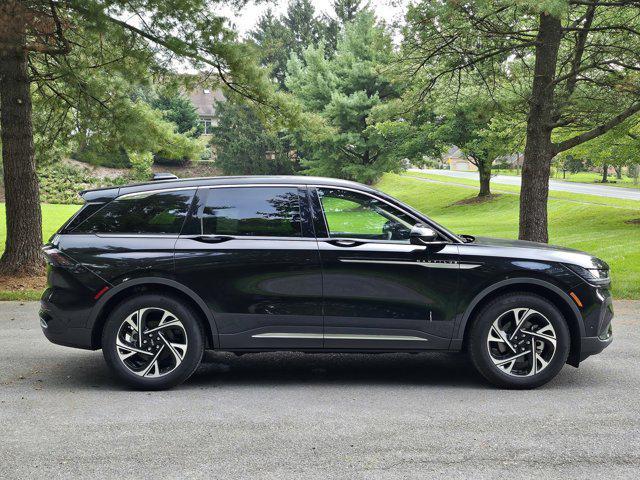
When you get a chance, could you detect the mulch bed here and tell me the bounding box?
[0,275,47,292]
[450,194,502,206]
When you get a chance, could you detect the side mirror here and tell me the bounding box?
[410,224,438,245]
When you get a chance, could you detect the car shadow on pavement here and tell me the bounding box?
[190,351,486,388]
[32,350,601,391]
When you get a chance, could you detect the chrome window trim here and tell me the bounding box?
[117,186,197,200]
[177,234,318,242]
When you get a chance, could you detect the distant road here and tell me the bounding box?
[410,168,640,201]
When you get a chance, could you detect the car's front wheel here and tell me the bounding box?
[102,294,204,390]
[468,292,570,389]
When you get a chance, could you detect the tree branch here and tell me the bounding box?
[554,103,640,153]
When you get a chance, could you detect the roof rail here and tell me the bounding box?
[152,172,178,181]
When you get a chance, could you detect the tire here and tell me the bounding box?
[102,294,204,390]
[468,292,570,389]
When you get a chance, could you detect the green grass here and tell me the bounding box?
[481,168,639,189]
[375,174,640,299]
[406,171,640,209]
[0,203,79,301]
[553,171,640,188]
[0,290,43,301]
[0,203,80,254]
[1,181,639,299]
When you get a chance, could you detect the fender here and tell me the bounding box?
[453,277,585,342]
[88,277,219,348]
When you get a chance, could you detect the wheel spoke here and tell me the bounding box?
[509,308,534,340]
[521,329,557,347]
[489,323,517,353]
[140,345,165,377]
[143,319,183,335]
[116,338,154,357]
[158,332,185,366]
[492,350,531,366]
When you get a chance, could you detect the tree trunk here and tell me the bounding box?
[0,3,44,275]
[477,159,491,197]
[601,163,608,183]
[519,13,563,243]
[614,165,622,180]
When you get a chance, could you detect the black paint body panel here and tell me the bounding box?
[40,175,613,365]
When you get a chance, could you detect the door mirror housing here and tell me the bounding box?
[410,224,439,245]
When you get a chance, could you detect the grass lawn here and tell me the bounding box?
[377,173,640,299]
[492,168,639,189]
[1,176,639,300]
[0,203,79,300]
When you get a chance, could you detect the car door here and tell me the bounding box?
[174,185,323,350]
[311,186,460,350]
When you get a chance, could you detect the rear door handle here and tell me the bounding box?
[326,239,362,247]
[193,235,234,244]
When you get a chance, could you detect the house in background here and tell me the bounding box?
[188,87,225,160]
[188,87,225,137]
[494,152,525,169]
[443,146,477,171]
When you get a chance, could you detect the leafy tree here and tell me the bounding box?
[564,120,640,182]
[432,97,514,197]
[250,0,327,88]
[286,10,402,184]
[400,0,640,242]
[210,100,295,176]
[0,0,272,274]
[332,0,363,23]
[250,0,365,88]
[151,89,203,137]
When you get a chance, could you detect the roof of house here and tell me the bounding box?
[188,88,225,117]
[443,146,467,160]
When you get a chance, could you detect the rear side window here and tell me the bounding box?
[201,187,302,237]
[73,189,195,234]
[59,202,104,233]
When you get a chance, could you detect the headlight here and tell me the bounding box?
[565,264,610,285]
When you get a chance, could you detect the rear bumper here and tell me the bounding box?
[39,294,95,350]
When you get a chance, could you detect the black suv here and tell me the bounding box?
[40,175,613,389]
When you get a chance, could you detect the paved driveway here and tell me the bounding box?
[1,301,639,479]
[412,168,640,201]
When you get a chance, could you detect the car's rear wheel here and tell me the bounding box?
[102,294,204,390]
[468,292,570,389]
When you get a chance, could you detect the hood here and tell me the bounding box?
[467,236,609,270]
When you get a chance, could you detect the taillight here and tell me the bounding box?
[42,247,76,267]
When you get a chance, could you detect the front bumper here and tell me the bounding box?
[576,289,614,363]
[579,329,613,362]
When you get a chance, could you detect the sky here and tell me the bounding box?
[226,0,410,36]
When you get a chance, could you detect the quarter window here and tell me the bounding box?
[317,188,415,242]
[73,190,195,234]
[201,187,302,237]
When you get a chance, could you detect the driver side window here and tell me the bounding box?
[317,188,416,242]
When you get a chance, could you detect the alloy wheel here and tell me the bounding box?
[115,308,188,378]
[486,307,557,377]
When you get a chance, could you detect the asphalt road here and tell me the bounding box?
[2,301,639,479]
[411,168,640,201]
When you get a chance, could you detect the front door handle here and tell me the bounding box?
[193,235,234,244]
[326,239,362,247]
